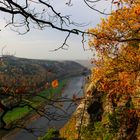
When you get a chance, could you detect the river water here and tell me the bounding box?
[4,76,85,140]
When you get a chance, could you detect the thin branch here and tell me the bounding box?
[83,0,110,15]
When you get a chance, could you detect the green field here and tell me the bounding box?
[4,79,67,125]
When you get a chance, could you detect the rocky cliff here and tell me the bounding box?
[74,79,140,140]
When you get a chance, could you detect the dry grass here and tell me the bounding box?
[60,114,78,140]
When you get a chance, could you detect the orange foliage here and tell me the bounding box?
[88,0,140,55]
[89,0,140,97]
[51,79,59,88]
[91,46,140,95]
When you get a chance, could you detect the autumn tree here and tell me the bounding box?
[87,1,140,138]
[89,0,140,94]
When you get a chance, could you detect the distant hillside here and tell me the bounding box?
[0,56,88,90]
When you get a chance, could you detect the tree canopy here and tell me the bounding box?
[89,0,140,97]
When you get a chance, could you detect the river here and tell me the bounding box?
[4,76,85,140]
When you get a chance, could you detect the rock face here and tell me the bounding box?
[75,80,140,140]
[75,82,104,136]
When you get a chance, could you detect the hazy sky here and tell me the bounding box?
[0,0,109,60]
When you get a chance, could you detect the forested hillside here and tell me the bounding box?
[0,56,87,91]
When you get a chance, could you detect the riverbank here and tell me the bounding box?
[1,79,68,139]
[2,76,85,140]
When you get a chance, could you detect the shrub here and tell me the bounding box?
[38,128,60,140]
